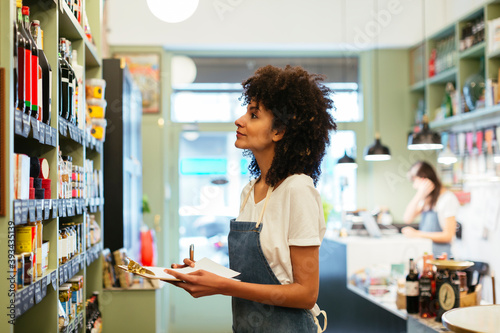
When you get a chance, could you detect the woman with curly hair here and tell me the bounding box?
[167,65,336,332]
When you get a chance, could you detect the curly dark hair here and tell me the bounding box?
[241,65,337,186]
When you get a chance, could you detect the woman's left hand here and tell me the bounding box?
[163,268,228,298]
[401,226,419,238]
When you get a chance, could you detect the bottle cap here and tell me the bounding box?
[22,6,29,15]
[32,20,40,26]
[16,0,22,8]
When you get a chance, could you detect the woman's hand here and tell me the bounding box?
[414,177,435,199]
[401,226,420,238]
[170,258,195,269]
[163,268,228,298]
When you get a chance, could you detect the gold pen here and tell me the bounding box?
[189,244,194,262]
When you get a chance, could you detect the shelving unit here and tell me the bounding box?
[0,0,104,332]
[409,1,500,132]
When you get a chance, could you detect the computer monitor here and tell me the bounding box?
[358,211,382,238]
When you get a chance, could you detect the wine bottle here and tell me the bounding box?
[23,6,39,119]
[59,38,72,121]
[406,258,419,314]
[31,21,52,125]
[16,0,31,115]
[419,254,436,318]
[13,18,18,111]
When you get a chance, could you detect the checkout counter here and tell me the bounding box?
[317,218,453,333]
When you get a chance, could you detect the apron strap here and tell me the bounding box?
[256,186,273,228]
[239,179,273,228]
[313,310,327,333]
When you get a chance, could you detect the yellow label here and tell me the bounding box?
[87,105,104,118]
[15,227,35,253]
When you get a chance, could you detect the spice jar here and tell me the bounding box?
[22,252,33,285]
[61,229,68,264]
[59,286,71,322]
[15,254,24,291]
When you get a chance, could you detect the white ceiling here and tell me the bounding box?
[106,0,488,51]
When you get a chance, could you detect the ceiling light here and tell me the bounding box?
[172,55,197,86]
[438,146,457,165]
[337,151,358,168]
[146,0,199,23]
[364,132,391,161]
[407,115,443,150]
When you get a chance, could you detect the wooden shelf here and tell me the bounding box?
[459,41,486,59]
[427,67,457,85]
[430,104,500,131]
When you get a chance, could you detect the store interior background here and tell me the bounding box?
[103,0,499,332]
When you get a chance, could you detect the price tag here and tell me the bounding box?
[15,109,23,135]
[51,270,57,290]
[29,200,36,222]
[14,291,22,318]
[36,200,43,221]
[41,276,48,298]
[26,284,35,310]
[59,118,64,136]
[64,265,69,282]
[34,281,42,304]
[52,127,57,147]
[60,199,67,217]
[44,199,51,220]
[52,199,58,218]
[45,126,52,146]
[68,199,74,216]
[75,199,82,215]
[68,321,74,332]
[86,253,91,266]
[14,200,22,225]
[31,117,39,140]
[39,123,46,144]
[73,260,78,275]
[59,266,65,285]
[22,113,30,137]
[21,200,29,224]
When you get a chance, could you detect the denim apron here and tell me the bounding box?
[419,210,452,257]
[229,185,326,333]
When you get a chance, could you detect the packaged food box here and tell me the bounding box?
[85,78,106,99]
[86,98,107,118]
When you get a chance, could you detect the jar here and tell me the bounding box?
[15,254,24,291]
[61,229,68,264]
[59,286,71,321]
[22,252,33,285]
[36,220,43,277]
[61,283,74,321]
[69,278,81,312]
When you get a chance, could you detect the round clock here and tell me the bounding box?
[438,282,457,311]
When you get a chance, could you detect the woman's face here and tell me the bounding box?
[234,100,282,154]
[407,165,423,189]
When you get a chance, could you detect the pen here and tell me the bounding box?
[189,244,194,262]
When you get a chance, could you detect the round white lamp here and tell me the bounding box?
[146,0,199,23]
[171,55,197,86]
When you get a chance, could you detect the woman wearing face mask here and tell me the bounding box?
[166,65,336,332]
[402,161,460,257]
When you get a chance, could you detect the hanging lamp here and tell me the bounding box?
[364,132,391,161]
[337,150,358,168]
[407,115,443,150]
[363,0,391,162]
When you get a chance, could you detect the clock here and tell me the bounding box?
[438,282,456,311]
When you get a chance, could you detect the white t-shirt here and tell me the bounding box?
[235,174,326,285]
[434,191,460,230]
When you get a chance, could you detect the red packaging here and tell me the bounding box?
[42,178,51,189]
[29,188,35,200]
[38,158,50,179]
[30,177,34,188]
[44,189,51,199]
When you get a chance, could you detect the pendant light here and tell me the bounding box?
[364,132,391,161]
[337,150,358,168]
[407,115,443,150]
[146,0,199,23]
[363,0,391,161]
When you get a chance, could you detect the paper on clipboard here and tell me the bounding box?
[118,257,240,281]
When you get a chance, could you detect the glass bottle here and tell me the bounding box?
[419,254,436,318]
[23,6,39,119]
[31,21,52,125]
[16,0,31,115]
[406,258,419,314]
[463,57,485,112]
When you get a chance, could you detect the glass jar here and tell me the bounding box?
[22,252,33,286]
[15,254,24,291]
[61,229,68,264]
[59,286,71,321]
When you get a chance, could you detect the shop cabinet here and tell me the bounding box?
[102,58,143,258]
[0,0,104,332]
